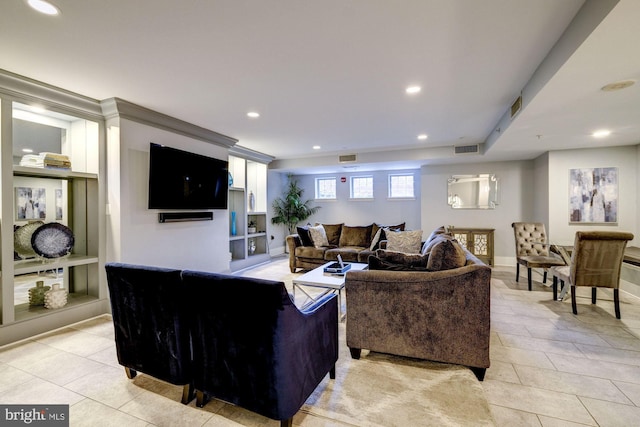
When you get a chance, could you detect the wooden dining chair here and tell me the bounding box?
[550,231,633,319]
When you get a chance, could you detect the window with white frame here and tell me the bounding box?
[388,173,415,198]
[315,177,337,199]
[350,175,374,199]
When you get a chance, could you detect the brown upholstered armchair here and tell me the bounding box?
[512,222,565,291]
[550,231,634,318]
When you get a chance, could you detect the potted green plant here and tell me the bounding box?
[271,174,320,235]
[247,220,257,234]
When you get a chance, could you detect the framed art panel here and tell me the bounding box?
[569,167,618,224]
[15,187,46,220]
[55,189,63,220]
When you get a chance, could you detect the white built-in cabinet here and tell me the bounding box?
[228,152,271,271]
[0,73,106,346]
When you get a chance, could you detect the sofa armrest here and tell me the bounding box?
[286,234,302,272]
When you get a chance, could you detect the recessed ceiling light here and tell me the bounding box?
[27,0,60,15]
[417,134,428,140]
[312,145,321,150]
[601,80,635,92]
[592,129,611,138]
[406,86,421,94]
[247,111,260,118]
[22,148,34,153]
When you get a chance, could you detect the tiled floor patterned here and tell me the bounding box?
[1,260,639,426]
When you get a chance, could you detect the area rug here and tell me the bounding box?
[237,257,496,426]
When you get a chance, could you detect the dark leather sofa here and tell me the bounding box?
[105,263,338,427]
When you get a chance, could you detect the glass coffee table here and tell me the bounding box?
[292,261,368,320]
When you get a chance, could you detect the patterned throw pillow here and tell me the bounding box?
[385,230,423,254]
[369,227,384,251]
[308,224,329,248]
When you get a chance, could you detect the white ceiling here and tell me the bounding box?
[1,0,639,174]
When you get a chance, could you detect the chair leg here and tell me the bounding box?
[125,367,137,379]
[281,418,293,427]
[543,270,548,284]
[614,289,621,319]
[196,390,207,408]
[592,287,597,304]
[527,268,532,291]
[470,367,486,381]
[181,383,195,404]
[552,276,558,300]
[571,285,578,315]
[516,264,520,282]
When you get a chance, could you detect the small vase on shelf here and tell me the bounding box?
[29,280,50,306]
[248,191,255,212]
[44,283,68,309]
[231,211,237,236]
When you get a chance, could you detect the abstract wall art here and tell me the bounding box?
[569,167,618,224]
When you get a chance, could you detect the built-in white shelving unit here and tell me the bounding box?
[228,149,272,271]
[0,72,106,345]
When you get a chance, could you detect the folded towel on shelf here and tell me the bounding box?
[19,152,71,169]
[19,154,45,167]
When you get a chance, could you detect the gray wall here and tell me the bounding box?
[421,160,532,266]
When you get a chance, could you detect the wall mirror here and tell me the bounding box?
[447,174,499,209]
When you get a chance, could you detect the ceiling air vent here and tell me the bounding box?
[454,144,480,155]
[510,95,522,119]
[339,154,357,163]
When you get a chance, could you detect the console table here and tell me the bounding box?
[449,227,495,266]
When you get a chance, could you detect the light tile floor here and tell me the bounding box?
[1,261,639,426]
[486,267,640,427]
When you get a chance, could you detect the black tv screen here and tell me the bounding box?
[148,143,228,210]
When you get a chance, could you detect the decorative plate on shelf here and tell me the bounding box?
[14,221,45,259]
[31,222,75,259]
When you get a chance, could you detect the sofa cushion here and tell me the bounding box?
[377,250,429,268]
[325,247,362,262]
[317,223,344,246]
[426,239,467,271]
[421,233,455,255]
[339,224,373,248]
[385,230,423,254]
[425,226,449,245]
[371,222,406,241]
[296,225,314,247]
[368,251,429,271]
[309,224,329,248]
[295,245,328,259]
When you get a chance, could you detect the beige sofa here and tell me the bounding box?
[344,230,491,381]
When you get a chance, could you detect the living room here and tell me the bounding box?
[2,1,640,426]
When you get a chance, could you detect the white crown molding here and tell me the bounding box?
[100,97,238,148]
[0,68,103,119]
[229,145,275,164]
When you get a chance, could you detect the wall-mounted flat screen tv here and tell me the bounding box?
[148,143,228,210]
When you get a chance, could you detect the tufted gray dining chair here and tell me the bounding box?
[511,222,565,291]
[550,231,633,319]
